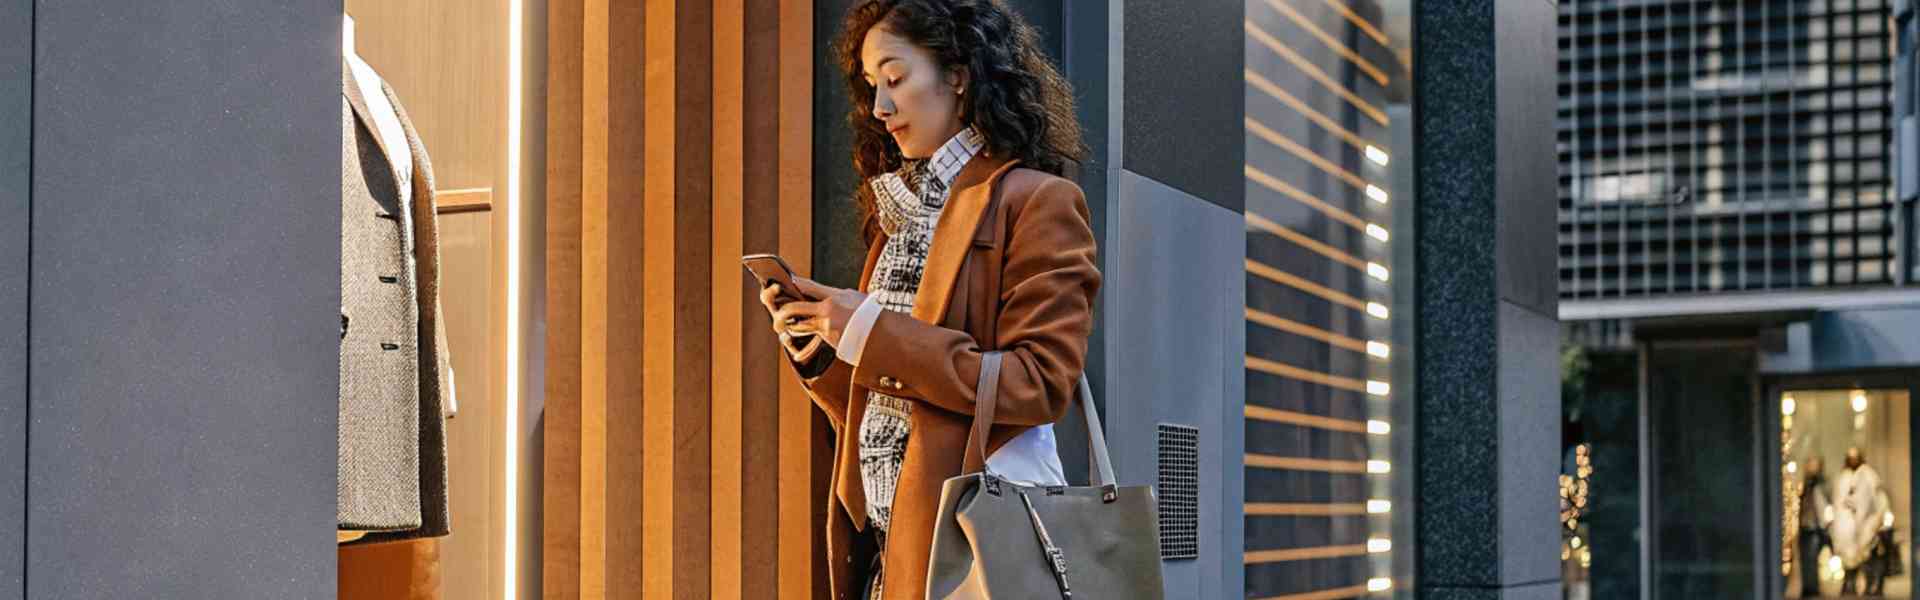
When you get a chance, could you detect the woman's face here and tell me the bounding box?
[861,25,967,159]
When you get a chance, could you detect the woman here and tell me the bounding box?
[755,1,1097,598]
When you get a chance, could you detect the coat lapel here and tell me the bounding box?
[343,59,405,195]
[910,153,1020,325]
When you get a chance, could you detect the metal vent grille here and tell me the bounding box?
[1157,423,1200,560]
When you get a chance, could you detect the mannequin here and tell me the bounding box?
[344,14,412,192]
[345,16,458,421]
[339,11,459,548]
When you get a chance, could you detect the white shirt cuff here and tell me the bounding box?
[837,294,885,367]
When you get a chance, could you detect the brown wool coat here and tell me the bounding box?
[791,152,1102,600]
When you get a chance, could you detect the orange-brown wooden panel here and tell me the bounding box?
[544,1,821,598]
[542,0,585,597]
[710,0,748,597]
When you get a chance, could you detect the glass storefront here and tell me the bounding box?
[1782,389,1912,598]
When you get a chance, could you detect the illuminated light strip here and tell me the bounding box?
[1245,356,1367,393]
[1245,544,1370,564]
[503,0,524,596]
[1246,502,1370,516]
[1245,307,1368,354]
[1244,20,1388,125]
[1321,0,1390,47]
[1246,166,1366,231]
[1258,0,1388,86]
[1244,69,1380,153]
[1246,117,1377,195]
[1245,258,1368,312]
[1246,453,1370,473]
[1245,405,1369,432]
[1245,212,1369,271]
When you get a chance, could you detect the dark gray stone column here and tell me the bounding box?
[0,0,28,596]
[27,2,338,597]
[1413,0,1562,598]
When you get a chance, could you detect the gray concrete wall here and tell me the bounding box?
[1101,170,1247,599]
[1413,0,1562,597]
[25,1,338,597]
[0,0,29,596]
[1761,304,1920,374]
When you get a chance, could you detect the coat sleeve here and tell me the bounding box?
[847,177,1101,426]
[788,351,853,433]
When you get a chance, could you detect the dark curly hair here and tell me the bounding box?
[832,0,1089,244]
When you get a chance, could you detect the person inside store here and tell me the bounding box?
[1831,447,1896,596]
[1799,456,1831,598]
[756,1,1097,598]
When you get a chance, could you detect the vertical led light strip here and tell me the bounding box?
[503,0,524,596]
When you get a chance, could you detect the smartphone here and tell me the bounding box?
[741,253,811,303]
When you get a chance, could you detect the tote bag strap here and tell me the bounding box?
[966,352,1118,489]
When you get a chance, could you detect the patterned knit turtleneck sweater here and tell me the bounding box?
[858,125,986,539]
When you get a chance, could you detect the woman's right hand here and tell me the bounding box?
[760,283,823,362]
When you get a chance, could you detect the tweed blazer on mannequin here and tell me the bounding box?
[339,62,453,545]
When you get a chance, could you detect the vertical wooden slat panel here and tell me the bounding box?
[775,0,823,598]
[606,0,650,598]
[740,0,785,595]
[641,0,679,597]
[541,0,584,595]
[579,0,611,597]
[671,2,716,598]
[710,0,746,597]
[547,0,820,597]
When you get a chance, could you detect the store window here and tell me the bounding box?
[1781,389,1912,598]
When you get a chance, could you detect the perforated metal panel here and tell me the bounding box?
[1559,0,1902,296]
[1157,423,1200,560]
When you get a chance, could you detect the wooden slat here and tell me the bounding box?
[1244,213,1368,271]
[709,0,745,597]
[1245,503,1369,516]
[1254,583,1372,600]
[1244,405,1368,433]
[1245,69,1378,154]
[436,188,494,213]
[640,0,681,597]
[543,0,586,594]
[1245,355,1367,392]
[1246,117,1375,196]
[1320,0,1390,47]
[1245,453,1368,473]
[1245,166,1366,231]
[1245,258,1369,312]
[1258,0,1386,85]
[1244,545,1369,563]
[773,0,824,596]
[581,0,610,595]
[1244,306,1368,352]
[1244,19,1387,124]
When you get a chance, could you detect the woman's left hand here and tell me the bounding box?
[771,276,867,349]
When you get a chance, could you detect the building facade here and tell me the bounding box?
[1559,1,1920,597]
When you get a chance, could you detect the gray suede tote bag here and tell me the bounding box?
[925,351,1165,599]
